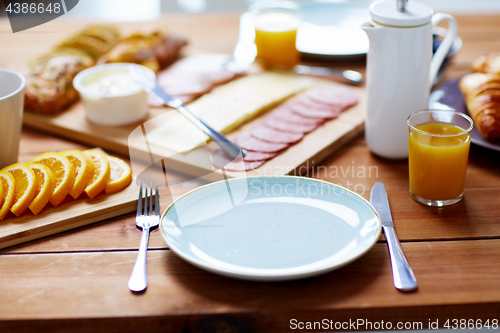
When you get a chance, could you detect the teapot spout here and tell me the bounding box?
[361,21,383,43]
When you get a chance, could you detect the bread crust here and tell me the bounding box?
[459,73,500,141]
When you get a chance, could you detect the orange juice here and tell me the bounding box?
[254,12,300,68]
[408,122,471,201]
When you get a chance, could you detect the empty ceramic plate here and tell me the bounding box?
[161,176,381,281]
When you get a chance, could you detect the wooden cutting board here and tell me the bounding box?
[23,77,365,182]
[0,182,138,250]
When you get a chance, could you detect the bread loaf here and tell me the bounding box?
[25,25,120,113]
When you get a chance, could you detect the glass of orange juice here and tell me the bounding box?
[251,1,301,69]
[407,109,473,206]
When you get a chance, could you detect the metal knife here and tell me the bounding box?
[129,64,245,159]
[226,12,363,85]
[370,182,418,292]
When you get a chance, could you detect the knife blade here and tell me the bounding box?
[370,182,418,292]
[226,13,363,85]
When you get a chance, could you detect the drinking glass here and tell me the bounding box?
[407,109,473,206]
[251,0,301,69]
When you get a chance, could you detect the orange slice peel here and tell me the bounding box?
[2,163,37,217]
[60,150,93,199]
[105,156,132,194]
[83,149,111,199]
[29,152,75,207]
[28,163,56,215]
[0,171,16,220]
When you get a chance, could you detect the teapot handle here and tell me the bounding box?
[429,13,458,86]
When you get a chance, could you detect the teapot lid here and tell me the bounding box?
[369,0,433,27]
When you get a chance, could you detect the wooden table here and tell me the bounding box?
[1,13,500,333]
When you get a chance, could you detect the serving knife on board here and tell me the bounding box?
[129,64,245,159]
[370,182,418,292]
[226,12,363,85]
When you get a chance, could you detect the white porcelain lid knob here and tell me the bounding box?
[370,0,433,27]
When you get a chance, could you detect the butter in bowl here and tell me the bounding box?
[73,63,156,126]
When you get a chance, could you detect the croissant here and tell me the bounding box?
[97,32,187,73]
[472,52,500,75]
[459,73,500,141]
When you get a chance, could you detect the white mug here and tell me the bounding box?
[0,69,25,169]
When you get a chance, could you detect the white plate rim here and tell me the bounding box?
[160,176,382,281]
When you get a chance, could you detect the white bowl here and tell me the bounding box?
[73,63,156,126]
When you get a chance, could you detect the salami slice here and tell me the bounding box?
[306,85,359,108]
[264,115,320,133]
[289,102,342,119]
[250,125,304,144]
[210,149,265,171]
[270,105,324,126]
[235,132,289,153]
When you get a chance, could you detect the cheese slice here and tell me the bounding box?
[147,72,313,153]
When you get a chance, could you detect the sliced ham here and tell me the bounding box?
[235,132,289,153]
[151,54,236,105]
[264,115,320,133]
[293,94,343,111]
[205,84,359,172]
[210,149,266,171]
[289,102,342,119]
[270,105,324,126]
[306,85,359,108]
[243,150,279,161]
[250,125,304,144]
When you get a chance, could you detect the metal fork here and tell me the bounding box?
[128,182,160,292]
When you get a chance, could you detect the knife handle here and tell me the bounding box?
[382,225,418,292]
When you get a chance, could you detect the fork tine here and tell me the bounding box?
[149,181,153,216]
[137,182,143,218]
[154,182,160,217]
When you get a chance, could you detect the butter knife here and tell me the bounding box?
[370,182,418,292]
[129,64,245,159]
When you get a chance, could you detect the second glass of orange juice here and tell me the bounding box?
[407,110,473,206]
[252,1,301,69]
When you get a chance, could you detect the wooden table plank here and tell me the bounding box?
[0,239,499,331]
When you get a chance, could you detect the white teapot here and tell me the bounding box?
[361,0,457,159]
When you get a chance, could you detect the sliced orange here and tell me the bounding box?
[105,156,132,194]
[2,164,37,217]
[60,150,93,199]
[83,149,110,199]
[29,152,75,207]
[0,177,3,203]
[28,163,56,215]
[0,171,15,220]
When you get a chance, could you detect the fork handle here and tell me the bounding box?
[128,227,150,292]
[383,225,418,292]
